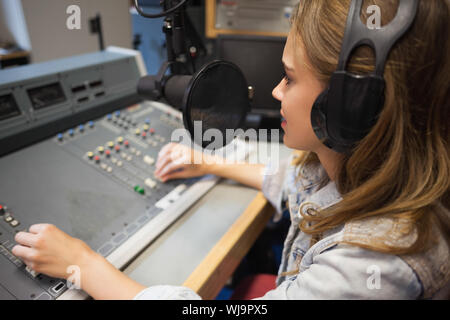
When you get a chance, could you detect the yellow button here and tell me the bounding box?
[87,152,94,159]
[143,125,149,131]
[108,141,114,148]
[117,137,124,144]
[135,129,141,135]
[97,146,105,153]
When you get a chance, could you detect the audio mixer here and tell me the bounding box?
[0,48,249,300]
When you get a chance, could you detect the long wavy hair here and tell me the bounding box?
[291,0,450,255]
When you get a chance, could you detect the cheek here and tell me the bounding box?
[284,90,321,149]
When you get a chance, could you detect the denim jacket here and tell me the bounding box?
[134,154,449,300]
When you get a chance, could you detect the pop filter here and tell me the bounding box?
[138,60,251,149]
[182,60,250,149]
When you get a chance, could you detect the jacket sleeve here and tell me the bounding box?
[255,244,423,300]
[261,155,293,221]
[133,285,202,300]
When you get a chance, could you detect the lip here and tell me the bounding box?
[280,110,287,123]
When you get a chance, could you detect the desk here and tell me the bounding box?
[123,142,292,299]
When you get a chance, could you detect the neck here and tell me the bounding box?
[315,146,343,181]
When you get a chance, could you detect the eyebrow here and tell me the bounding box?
[282,61,295,72]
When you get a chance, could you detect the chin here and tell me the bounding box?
[282,135,296,149]
[283,136,313,152]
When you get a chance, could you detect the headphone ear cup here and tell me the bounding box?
[311,88,333,148]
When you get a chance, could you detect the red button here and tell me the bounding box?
[94,156,100,163]
[149,128,155,134]
[124,140,129,147]
[115,145,120,152]
[105,150,111,157]
[141,132,147,138]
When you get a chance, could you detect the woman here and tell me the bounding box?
[12,0,449,299]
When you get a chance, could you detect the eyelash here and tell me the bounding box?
[283,72,292,86]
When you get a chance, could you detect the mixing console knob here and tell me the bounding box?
[143,125,149,131]
[10,220,19,228]
[105,150,111,158]
[108,141,114,149]
[141,132,147,139]
[149,128,155,135]
[145,178,157,189]
[144,156,155,165]
[94,156,100,163]
[134,185,145,195]
[115,145,121,152]
[124,140,130,148]
[97,146,105,154]
[117,137,124,144]
[135,129,141,136]
[87,151,94,160]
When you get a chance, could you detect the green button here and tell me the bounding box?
[134,185,145,195]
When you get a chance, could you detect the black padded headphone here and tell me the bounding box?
[310,0,419,153]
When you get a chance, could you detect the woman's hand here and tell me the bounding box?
[154,143,220,182]
[12,224,94,280]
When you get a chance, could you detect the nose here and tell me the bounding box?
[272,80,283,102]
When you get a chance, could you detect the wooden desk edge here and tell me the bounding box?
[0,51,30,61]
[182,191,275,299]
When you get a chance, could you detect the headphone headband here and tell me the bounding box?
[338,0,419,75]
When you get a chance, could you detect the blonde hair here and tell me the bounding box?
[290,0,450,255]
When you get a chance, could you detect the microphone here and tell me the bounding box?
[137,60,251,149]
[134,0,251,149]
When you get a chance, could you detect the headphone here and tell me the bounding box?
[310,0,419,153]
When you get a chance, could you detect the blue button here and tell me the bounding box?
[79,125,84,132]
[145,118,150,124]
[115,111,121,117]
[57,133,63,140]
[107,114,112,120]
[68,129,74,136]
[88,121,94,128]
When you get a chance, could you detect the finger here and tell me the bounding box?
[157,143,177,163]
[28,224,50,234]
[154,154,174,176]
[156,147,187,174]
[158,160,187,178]
[156,147,176,171]
[160,169,188,182]
[14,232,39,248]
[11,245,36,261]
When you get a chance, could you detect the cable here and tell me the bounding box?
[134,0,188,18]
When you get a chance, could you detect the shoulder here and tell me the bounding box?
[310,243,422,299]
[261,241,422,299]
[341,205,450,299]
